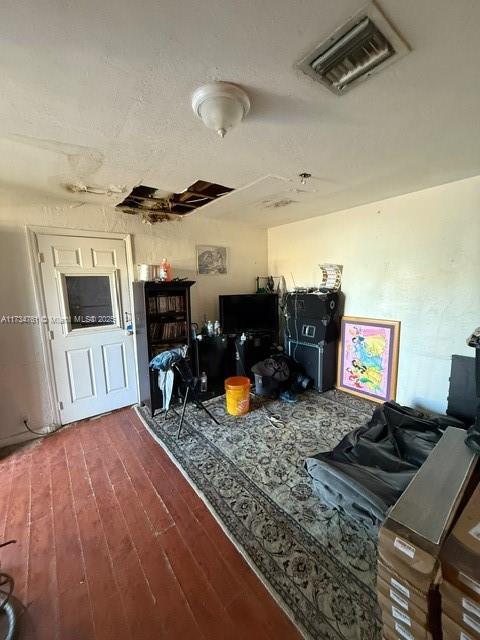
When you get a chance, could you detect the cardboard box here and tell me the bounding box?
[377,576,429,626]
[441,579,480,613]
[382,624,433,640]
[378,529,441,591]
[378,556,441,600]
[441,581,480,639]
[378,590,429,628]
[441,483,480,601]
[383,626,402,640]
[382,621,431,640]
[382,610,431,640]
[442,612,476,640]
[379,428,477,588]
[378,559,434,608]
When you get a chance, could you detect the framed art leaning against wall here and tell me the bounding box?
[337,316,400,403]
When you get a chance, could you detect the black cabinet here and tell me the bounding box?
[233,332,276,379]
[193,331,276,394]
[133,280,195,415]
[193,334,230,396]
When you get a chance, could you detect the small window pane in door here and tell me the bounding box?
[65,275,115,329]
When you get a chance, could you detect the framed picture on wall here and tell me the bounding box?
[337,316,400,403]
[196,245,227,275]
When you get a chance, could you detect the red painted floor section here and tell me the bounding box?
[0,408,301,640]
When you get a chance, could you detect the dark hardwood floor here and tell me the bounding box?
[0,408,301,639]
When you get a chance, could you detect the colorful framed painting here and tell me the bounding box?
[337,316,400,403]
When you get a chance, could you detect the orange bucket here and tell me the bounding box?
[224,376,251,416]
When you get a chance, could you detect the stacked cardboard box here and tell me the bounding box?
[440,483,480,640]
[377,549,440,640]
[377,427,478,640]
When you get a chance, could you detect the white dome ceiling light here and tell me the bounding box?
[191,82,250,138]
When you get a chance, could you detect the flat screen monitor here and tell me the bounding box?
[219,294,278,334]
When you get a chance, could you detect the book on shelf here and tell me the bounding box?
[149,320,187,342]
[147,294,186,314]
[147,296,157,314]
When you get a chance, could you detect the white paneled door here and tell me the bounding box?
[37,234,137,424]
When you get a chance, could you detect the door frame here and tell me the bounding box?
[26,225,138,426]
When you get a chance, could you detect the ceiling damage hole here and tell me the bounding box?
[117,180,234,223]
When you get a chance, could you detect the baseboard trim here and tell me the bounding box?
[0,430,43,449]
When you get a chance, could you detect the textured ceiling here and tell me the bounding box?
[1,0,480,226]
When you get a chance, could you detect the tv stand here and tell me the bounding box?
[231,331,278,379]
[194,331,277,393]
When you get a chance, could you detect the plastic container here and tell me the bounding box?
[224,376,251,416]
[138,264,155,281]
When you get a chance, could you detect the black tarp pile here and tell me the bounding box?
[305,402,466,528]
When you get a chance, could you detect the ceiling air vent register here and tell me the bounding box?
[297,1,410,94]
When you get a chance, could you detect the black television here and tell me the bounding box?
[219,294,278,334]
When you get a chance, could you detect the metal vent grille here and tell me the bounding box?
[297,2,410,94]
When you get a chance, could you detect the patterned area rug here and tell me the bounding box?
[138,389,382,640]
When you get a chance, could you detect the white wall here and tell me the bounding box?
[0,202,267,444]
[268,175,480,414]
[2,174,478,444]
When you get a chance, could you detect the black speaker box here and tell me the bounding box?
[286,291,339,318]
[285,292,340,345]
[287,339,337,392]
